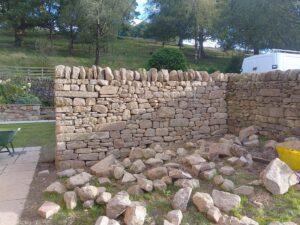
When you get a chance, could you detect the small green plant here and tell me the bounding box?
[231,196,249,219]
[147,48,187,71]
[0,79,41,105]
[225,55,244,73]
[197,65,218,74]
[259,135,269,145]
[14,94,41,104]
[163,189,172,196]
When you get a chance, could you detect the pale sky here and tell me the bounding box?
[134,0,148,24]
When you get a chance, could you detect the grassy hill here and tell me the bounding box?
[0,30,236,72]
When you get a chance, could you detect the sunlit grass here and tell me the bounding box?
[0,30,234,72]
[231,189,300,225]
[0,122,55,161]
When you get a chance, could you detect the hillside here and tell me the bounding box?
[0,31,236,72]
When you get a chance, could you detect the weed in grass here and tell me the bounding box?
[72,204,105,225]
[230,170,257,186]
[182,205,213,225]
[43,192,64,206]
[229,189,300,225]
[44,190,105,225]
[259,136,269,145]
[89,177,100,187]
[147,198,172,224]
[59,176,68,184]
[161,185,180,197]
[231,196,249,219]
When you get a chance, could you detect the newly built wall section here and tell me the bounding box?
[54,66,228,169]
[227,70,300,139]
[54,66,300,169]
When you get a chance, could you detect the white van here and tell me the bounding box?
[241,50,300,73]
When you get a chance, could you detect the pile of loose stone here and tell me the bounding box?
[38,126,299,225]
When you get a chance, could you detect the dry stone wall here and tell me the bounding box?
[227,70,300,139]
[55,66,228,169]
[0,105,55,122]
[55,66,300,169]
[0,104,41,121]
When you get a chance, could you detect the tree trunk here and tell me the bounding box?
[69,36,74,55]
[254,47,259,55]
[178,37,184,49]
[197,33,205,59]
[49,27,53,49]
[69,26,74,55]
[14,28,25,47]
[194,35,198,61]
[95,24,100,66]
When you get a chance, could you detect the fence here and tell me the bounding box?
[0,66,54,79]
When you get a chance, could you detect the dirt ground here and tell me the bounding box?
[19,162,57,225]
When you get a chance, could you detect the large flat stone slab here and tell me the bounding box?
[0,146,41,225]
[0,199,26,225]
[3,163,37,174]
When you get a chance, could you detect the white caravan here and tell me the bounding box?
[241,50,300,73]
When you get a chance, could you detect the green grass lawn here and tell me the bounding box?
[0,30,235,72]
[0,122,55,161]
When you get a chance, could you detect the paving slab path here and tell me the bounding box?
[0,120,55,124]
[0,147,41,225]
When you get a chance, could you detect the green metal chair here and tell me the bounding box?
[0,128,21,156]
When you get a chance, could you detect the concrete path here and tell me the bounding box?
[0,147,41,225]
[0,120,55,125]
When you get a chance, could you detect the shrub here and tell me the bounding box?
[147,48,187,71]
[197,65,218,74]
[0,79,41,105]
[15,94,41,105]
[225,55,244,73]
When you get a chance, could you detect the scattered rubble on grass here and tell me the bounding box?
[260,158,298,195]
[38,126,299,224]
[38,201,60,219]
[44,181,66,194]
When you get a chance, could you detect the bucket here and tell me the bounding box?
[276,141,300,171]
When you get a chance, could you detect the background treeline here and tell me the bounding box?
[0,0,299,68]
[0,0,137,65]
[134,0,300,60]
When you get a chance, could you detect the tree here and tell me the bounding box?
[119,22,150,38]
[189,0,217,60]
[147,0,216,58]
[146,13,177,45]
[38,0,60,47]
[79,0,137,65]
[146,0,193,47]
[216,0,300,54]
[58,0,83,54]
[0,0,41,47]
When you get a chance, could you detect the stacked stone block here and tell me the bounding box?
[227,70,300,139]
[0,104,41,121]
[55,66,228,169]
